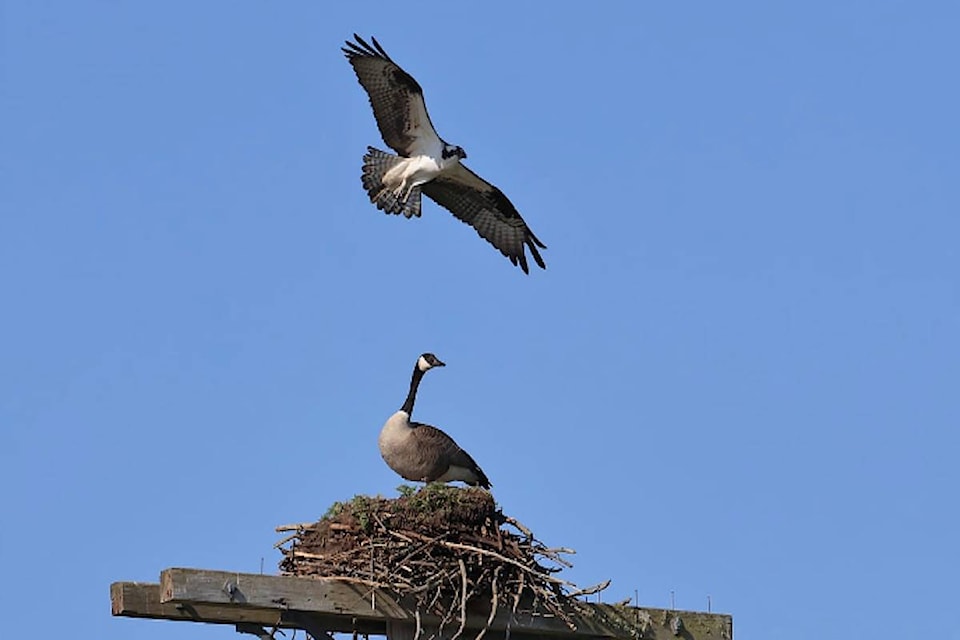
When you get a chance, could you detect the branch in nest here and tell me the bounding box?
[449,559,468,640]
[502,516,532,538]
[274,533,300,549]
[474,565,501,640]
[566,579,612,598]
[434,540,575,587]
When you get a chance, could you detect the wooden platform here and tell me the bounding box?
[111,568,732,639]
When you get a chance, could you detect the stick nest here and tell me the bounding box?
[276,485,609,636]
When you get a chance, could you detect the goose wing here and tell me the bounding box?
[342,35,442,157]
[421,163,546,273]
[413,423,491,489]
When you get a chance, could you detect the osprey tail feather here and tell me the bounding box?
[361,146,422,218]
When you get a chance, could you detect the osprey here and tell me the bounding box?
[342,35,547,274]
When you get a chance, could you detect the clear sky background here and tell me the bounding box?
[2,2,958,639]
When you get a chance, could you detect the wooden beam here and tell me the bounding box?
[114,580,385,635]
[160,568,409,621]
[142,567,731,639]
[112,582,301,626]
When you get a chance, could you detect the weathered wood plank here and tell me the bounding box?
[112,582,283,625]
[161,567,409,620]
[112,581,384,634]
[154,568,732,639]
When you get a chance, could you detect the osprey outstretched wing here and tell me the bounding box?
[422,164,546,273]
[342,34,547,273]
[341,35,440,157]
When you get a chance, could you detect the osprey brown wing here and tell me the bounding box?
[421,163,547,274]
[342,34,440,156]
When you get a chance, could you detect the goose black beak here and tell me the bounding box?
[434,359,446,367]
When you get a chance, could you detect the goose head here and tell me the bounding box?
[417,353,446,372]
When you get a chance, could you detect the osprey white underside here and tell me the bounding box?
[381,150,459,201]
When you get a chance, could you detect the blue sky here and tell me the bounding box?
[2,2,958,639]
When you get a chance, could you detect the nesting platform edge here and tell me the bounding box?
[111,568,732,640]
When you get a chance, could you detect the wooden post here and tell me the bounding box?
[112,567,733,639]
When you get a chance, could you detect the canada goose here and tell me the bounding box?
[379,353,491,489]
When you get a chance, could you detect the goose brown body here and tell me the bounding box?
[378,354,491,489]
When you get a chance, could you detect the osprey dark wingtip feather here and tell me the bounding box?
[343,34,547,273]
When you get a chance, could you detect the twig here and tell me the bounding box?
[537,549,574,568]
[430,576,459,640]
[540,547,576,555]
[369,539,375,610]
[503,516,532,538]
[511,571,525,616]
[371,511,389,533]
[326,576,391,588]
[386,530,415,543]
[450,559,468,640]
[236,623,272,640]
[566,579,611,598]
[274,533,300,549]
[474,565,501,640]
[405,569,454,595]
[392,532,448,568]
[435,540,575,587]
[426,584,443,614]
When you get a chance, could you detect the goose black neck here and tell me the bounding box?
[401,365,426,415]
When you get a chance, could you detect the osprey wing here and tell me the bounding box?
[342,35,441,157]
[421,164,547,274]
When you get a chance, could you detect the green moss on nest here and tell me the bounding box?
[290,486,498,560]
[396,484,417,497]
[320,493,390,534]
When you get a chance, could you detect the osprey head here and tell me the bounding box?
[442,144,467,161]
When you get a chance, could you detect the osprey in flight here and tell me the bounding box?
[342,35,547,273]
